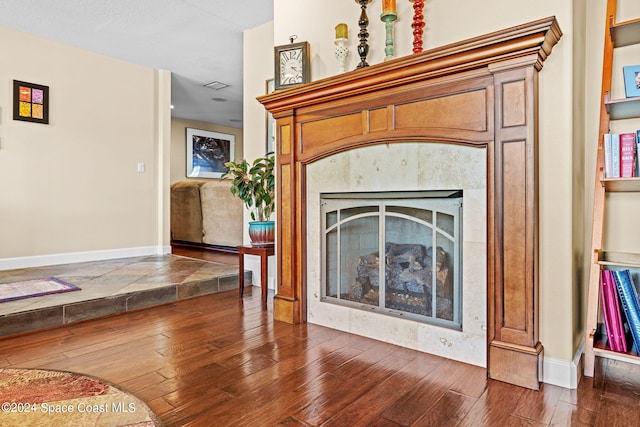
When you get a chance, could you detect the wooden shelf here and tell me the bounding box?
[601,177,640,192]
[594,339,640,366]
[604,93,640,120]
[611,16,640,47]
[597,251,640,268]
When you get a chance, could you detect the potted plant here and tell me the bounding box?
[222,153,275,246]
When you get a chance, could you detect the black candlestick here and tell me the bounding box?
[355,0,373,68]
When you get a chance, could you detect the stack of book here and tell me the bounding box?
[603,130,640,178]
[600,269,640,354]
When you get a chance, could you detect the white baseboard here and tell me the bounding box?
[0,246,171,270]
[542,338,584,389]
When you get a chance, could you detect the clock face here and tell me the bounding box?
[274,41,309,90]
[280,48,303,85]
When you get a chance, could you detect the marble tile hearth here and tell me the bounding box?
[0,255,249,338]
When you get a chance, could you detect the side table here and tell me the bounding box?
[238,244,275,304]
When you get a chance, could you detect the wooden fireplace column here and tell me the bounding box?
[259,17,561,390]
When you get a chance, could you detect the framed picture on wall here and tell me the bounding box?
[623,65,640,98]
[13,80,49,124]
[186,128,235,178]
[266,79,276,154]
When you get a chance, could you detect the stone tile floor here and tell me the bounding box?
[0,254,245,338]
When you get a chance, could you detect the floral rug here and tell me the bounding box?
[0,368,163,426]
[0,278,80,303]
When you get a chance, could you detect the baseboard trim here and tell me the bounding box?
[0,246,171,270]
[542,338,584,389]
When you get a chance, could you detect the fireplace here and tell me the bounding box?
[321,191,463,328]
[323,191,463,326]
[259,17,562,389]
[306,142,487,366]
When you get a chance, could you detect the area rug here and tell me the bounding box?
[0,278,80,303]
[0,368,163,426]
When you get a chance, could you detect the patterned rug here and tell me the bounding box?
[0,278,80,303]
[0,368,163,426]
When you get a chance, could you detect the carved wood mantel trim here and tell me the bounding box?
[259,16,561,390]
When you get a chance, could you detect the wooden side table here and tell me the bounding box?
[238,245,275,304]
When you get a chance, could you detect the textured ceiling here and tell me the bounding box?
[0,0,274,127]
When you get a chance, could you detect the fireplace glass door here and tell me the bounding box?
[321,191,462,329]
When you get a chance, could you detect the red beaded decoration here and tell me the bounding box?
[411,0,425,54]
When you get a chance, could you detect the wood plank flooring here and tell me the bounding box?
[171,245,239,265]
[1,251,639,425]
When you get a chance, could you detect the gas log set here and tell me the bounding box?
[347,242,454,321]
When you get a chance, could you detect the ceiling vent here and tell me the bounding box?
[203,81,230,90]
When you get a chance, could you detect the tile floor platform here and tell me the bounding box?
[0,254,250,338]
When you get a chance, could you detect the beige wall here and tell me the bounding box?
[572,0,587,364]
[0,26,171,266]
[242,21,276,288]
[170,118,243,184]
[264,0,581,384]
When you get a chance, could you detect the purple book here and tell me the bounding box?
[601,270,627,352]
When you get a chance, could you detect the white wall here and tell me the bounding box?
[0,25,171,269]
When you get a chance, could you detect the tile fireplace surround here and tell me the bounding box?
[308,143,487,368]
[259,17,562,390]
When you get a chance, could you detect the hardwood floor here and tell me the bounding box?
[1,286,639,426]
[171,245,239,265]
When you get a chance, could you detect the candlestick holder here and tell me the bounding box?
[335,38,349,73]
[380,11,397,61]
[354,0,373,68]
[409,0,426,54]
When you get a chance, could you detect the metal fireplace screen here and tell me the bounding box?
[321,191,463,330]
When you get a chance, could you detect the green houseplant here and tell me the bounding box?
[222,153,275,245]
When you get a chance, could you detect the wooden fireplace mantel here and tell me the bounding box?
[259,16,562,390]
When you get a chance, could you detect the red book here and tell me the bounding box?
[620,133,636,178]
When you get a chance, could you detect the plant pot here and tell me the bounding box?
[248,221,275,246]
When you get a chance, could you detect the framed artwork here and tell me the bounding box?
[186,128,235,178]
[623,65,640,98]
[266,79,275,154]
[13,80,49,124]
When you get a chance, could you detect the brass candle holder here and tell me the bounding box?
[354,0,373,68]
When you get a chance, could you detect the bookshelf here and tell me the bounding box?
[584,0,640,377]
[609,15,640,47]
[601,177,640,192]
[604,94,640,120]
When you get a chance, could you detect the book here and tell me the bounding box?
[604,133,613,178]
[636,130,640,177]
[611,133,621,178]
[600,270,627,352]
[612,269,640,354]
[620,133,636,178]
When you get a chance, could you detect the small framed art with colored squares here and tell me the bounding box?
[13,80,49,124]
